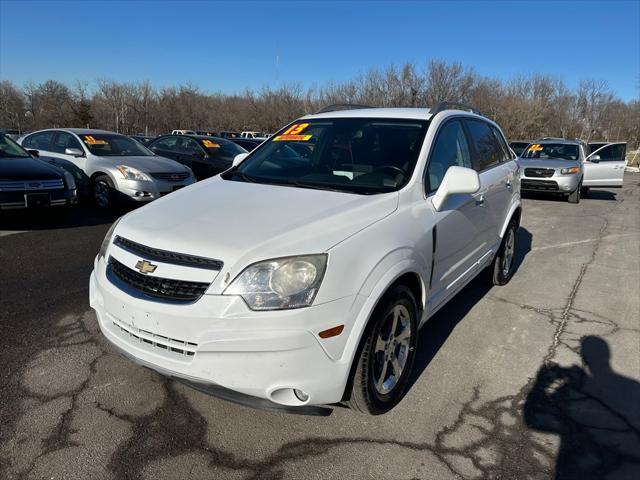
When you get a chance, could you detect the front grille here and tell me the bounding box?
[521,179,559,191]
[112,319,197,357]
[113,236,223,270]
[109,257,210,302]
[524,168,555,178]
[151,172,190,182]
[0,179,64,191]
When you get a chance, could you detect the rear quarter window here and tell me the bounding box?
[464,120,503,171]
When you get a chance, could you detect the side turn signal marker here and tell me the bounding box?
[319,325,344,339]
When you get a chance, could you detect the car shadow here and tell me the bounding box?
[584,189,617,201]
[524,336,640,479]
[406,226,533,393]
[0,203,132,231]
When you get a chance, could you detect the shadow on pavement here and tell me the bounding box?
[0,203,131,232]
[407,226,533,392]
[524,336,640,479]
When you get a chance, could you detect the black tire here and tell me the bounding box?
[93,175,115,209]
[568,181,581,204]
[484,219,518,286]
[581,186,589,198]
[347,285,418,415]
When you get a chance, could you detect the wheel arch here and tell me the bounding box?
[499,201,522,238]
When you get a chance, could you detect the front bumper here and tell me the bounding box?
[89,257,363,407]
[0,188,77,210]
[113,177,194,202]
[520,174,580,193]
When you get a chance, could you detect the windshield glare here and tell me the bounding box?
[522,143,579,161]
[0,134,31,158]
[80,134,154,157]
[224,119,429,194]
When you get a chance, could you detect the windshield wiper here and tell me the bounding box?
[232,170,256,183]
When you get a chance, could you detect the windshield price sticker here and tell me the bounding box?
[202,139,220,148]
[274,123,312,141]
[83,135,107,145]
[528,144,543,152]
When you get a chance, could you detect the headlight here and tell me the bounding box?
[560,166,581,175]
[224,254,327,310]
[63,171,76,189]
[116,165,150,181]
[98,217,122,259]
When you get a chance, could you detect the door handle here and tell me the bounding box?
[475,194,485,206]
[506,180,512,189]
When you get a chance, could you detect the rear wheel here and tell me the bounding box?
[484,220,518,286]
[347,285,418,415]
[93,175,115,209]
[568,181,581,204]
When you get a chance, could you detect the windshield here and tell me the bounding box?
[223,118,429,195]
[80,133,154,157]
[522,143,579,161]
[0,134,31,158]
[200,138,247,157]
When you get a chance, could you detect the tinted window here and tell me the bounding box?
[150,137,178,151]
[79,133,154,156]
[225,119,429,195]
[591,144,626,162]
[0,134,30,158]
[51,132,83,154]
[175,137,202,155]
[465,120,503,171]
[199,138,246,157]
[522,143,579,161]
[426,120,472,193]
[23,131,55,151]
[490,126,512,161]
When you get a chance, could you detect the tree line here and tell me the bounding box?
[1,60,638,147]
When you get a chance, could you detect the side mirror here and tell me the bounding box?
[65,147,84,157]
[588,155,600,163]
[27,149,40,157]
[233,153,249,167]
[431,166,480,212]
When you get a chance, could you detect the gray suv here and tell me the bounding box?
[20,129,195,208]
[519,139,585,203]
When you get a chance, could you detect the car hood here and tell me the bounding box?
[95,155,188,173]
[116,176,398,273]
[518,158,581,170]
[0,156,63,180]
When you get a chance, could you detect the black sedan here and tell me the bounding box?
[0,134,77,210]
[147,134,247,180]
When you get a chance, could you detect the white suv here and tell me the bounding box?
[90,103,521,414]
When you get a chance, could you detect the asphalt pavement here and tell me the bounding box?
[1,175,639,480]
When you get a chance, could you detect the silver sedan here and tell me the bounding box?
[19,128,195,208]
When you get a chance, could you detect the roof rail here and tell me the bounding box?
[430,101,483,117]
[314,104,373,114]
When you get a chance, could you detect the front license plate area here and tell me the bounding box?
[25,193,51,208]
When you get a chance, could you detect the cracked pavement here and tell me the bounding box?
[1,174,639,479]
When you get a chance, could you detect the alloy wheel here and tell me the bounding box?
[502,227,515,277]
[373,304,412,395]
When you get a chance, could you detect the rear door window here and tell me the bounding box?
[464,120,503,171]
[23,131,55,151]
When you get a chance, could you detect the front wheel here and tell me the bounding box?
[568,181,581,204]
[347,285,418,415]
[93,175,115,209]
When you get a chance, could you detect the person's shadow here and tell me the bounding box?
[524,336,640,479]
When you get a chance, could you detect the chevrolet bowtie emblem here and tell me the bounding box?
[135,260,157,274]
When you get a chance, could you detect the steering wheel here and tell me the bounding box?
[371,166,406,177]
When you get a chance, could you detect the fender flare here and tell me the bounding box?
[499,199,522,238]
[340,256,426,364]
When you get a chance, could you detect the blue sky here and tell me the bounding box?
[1,0,638,100]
